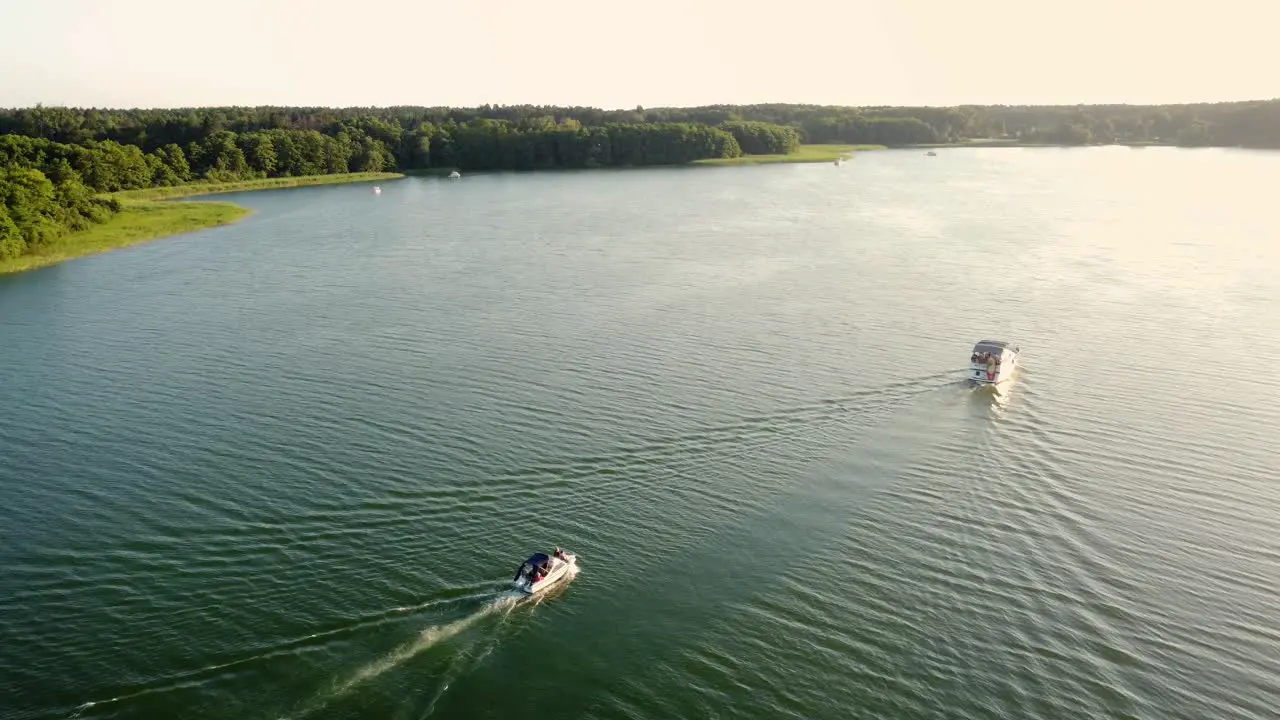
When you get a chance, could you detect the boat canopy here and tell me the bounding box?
[524,553,550,566]
[973,340,1013,353]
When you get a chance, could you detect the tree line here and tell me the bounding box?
[0,110,812,177]
[0,118,785,260]
[4,100,1277,152]
[4,99,1278,262]
[635,101,1280,147]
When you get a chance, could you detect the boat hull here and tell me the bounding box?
[970,370,1013,385]
[513,554,577,595]
[970,357,1017,385]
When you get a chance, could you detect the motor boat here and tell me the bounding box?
[448,170,461,179]
[512,549,577,595]
[969,340,1019,385]
[925,151,937,156]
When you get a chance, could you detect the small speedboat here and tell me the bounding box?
[969,340,1019,385]
[925,151,937,157]
[512,549,577,595]
[448,170,461,179]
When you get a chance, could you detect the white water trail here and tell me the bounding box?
[284,592,523,719]
[419,565,581,719]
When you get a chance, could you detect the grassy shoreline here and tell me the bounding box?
[114,172,403,201]
[693,144,886,166]
[1,173,403,275]
[0,200,250,274]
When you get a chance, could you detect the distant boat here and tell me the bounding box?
[448,171,461,179]
[969,340,1019,386]
[925,151,937,157]
[834,158,843,166]
[372,186,382,194]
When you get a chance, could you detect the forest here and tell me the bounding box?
[2,99,1278,261]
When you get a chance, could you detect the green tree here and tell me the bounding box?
[238,132,279,176]
[191,131,252,181]
[721,121,800,154]
[156,144,192,183]
[0,203,27,260]
[0,167,62,248]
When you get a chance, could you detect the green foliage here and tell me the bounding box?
[3,98,1278,268]
[0,204,27,260]
[190,130,252,181]
[803,116,939,145]
[158,144,192,181]
[0,165,122,253]
[720,121,801,154]
[4,101,1280,161]
[0,167,63,247]
[440,120,740,170]
[145,144,192,185]
[112,173,401,201]
[0,199,250,274]
[74,140,152,191]
[238,133,279,176]
[1025,123,1093,145]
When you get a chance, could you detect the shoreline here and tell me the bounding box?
[3,140,1257,276]
[0,173,404,275]
[113,172,404,201]
[693,144,886,166]
[901,139,1229,149]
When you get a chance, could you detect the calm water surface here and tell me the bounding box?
[2,148,1278,719]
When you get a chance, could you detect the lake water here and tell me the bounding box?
[2,148,1278,720]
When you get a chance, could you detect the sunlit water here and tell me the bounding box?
[2,148,1278,720]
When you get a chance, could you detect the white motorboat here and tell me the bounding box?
[969,340,1019,385]
[512,549,577,595]
[448,170,461,179]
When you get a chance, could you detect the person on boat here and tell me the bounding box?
[553,547,564,560]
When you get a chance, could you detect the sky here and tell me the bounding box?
[1,0,1276,109]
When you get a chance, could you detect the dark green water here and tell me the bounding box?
[2,148,1278,720]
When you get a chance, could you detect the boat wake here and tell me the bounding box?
[64,585,505,719]
[286,570,580,720]
[283,591,524,719]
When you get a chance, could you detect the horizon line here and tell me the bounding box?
[4,98,1279,113]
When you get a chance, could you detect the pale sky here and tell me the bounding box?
[1,0,1276,109]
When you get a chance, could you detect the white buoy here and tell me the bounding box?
[372,186,382,194]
